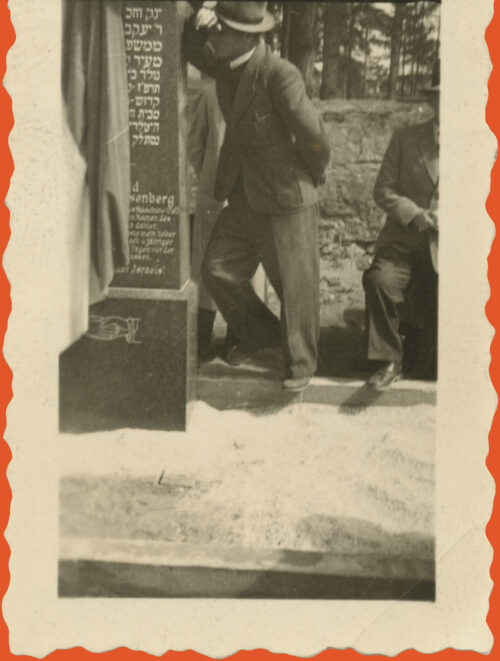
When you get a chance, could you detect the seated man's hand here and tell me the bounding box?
[411,211,438,233]
[428,211,438,230]
[195,6,220,30]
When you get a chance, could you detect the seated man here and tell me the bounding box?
[184,1,330,391]
[363,61,439,390]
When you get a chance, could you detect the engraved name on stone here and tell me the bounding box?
[122,180,178,277]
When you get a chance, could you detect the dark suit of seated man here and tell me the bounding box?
[363,62,439,390]
[184,1,330,392]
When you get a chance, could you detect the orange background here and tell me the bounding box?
[0,0,496,658]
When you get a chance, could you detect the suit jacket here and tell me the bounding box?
[184,26,331,215]
[374,120,439,271]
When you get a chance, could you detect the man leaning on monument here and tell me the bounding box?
[362,61,440,391]
[184,1,331,391]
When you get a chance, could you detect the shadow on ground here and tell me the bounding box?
[317,309,369,379]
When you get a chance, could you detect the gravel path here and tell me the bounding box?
[60,402,434,558]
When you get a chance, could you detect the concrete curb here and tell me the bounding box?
[59,537,435,600]
[197,368,437,410]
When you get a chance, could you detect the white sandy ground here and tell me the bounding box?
[60,401,435,557]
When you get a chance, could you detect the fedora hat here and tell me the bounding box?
[215,1,275,33]
[422,59,440,93]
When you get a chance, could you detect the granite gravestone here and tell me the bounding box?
[114,1,189,289]
[60,1,197,432]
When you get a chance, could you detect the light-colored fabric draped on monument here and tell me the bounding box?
[189,78,226,311]
[62,0,130,321]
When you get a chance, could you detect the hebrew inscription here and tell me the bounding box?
[124,5,163,148]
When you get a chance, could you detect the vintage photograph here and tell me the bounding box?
[56,0,442,600]
[3,0,495,650]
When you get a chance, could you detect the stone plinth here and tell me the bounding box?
[60,284,196,432]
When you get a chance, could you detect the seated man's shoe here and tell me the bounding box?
[367,361,402,391]
[282,376,311,392]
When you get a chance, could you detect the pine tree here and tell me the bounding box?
[387,3,405,99]
[320,2,348,100]
[286,1,320,95]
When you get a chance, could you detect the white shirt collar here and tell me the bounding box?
[229,46,257,70]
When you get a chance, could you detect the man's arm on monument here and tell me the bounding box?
[374,129,425,228]
[269,62,330,185]
[183,6,218,77]
[187,1,217,18]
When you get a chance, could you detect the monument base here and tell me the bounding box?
[59,281,197,433]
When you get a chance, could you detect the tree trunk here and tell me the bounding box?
[345,3,356,100]
[400,14,407,97]
[414,2,426,93]
[387,3,404,99]
[320,2,347,100]
[362,25,369,97]
[410,4,419,96]
[280,1,291,60]
[287,1,318,95]
[263,2,279,49]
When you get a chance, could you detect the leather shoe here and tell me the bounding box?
[367,361,402,391]
[224,340,281,367]
[282,376,311,392]
[224,343,254,366]
[198,344,217,364]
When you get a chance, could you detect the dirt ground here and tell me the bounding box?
[60,401,435,560]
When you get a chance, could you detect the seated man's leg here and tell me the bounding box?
[362,247,413,386]
[202,194,281,352]
[412,248,438,379]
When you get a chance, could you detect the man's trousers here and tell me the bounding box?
[202,191,320,379]
[362,244,437,365]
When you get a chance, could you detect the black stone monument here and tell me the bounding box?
[60,1,197,432]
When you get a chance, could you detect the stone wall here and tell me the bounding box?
[316,98,433,317]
